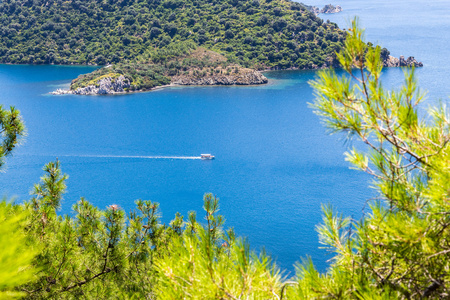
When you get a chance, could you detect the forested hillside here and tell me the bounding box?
[0,0,346,69]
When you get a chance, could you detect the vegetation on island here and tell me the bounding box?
[2,21,449,299]
[70,43,264,91]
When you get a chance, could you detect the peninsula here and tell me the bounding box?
[0,0,422,95]
[52,47,269,95]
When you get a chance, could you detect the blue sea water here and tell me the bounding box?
[1,0,449,274]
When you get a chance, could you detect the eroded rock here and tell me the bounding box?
[309,4,342,15]
[321,4,342,14]
[171,69,268,86]
[52,75,131,95]
[383,55,423,67]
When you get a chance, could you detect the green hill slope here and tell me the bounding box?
[0,0,345,70]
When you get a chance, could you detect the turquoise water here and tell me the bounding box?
[1,0,449,273]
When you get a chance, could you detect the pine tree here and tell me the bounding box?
[288,19,450,299]
[0,105,25,169]
[0,105,34,298]
[0,201,38,299]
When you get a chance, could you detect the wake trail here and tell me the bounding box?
[28,154,202,160]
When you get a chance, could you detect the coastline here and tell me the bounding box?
[51,81,272,96]
[52,66,269,96]
[50,53,423,96]
[51,83,176,96]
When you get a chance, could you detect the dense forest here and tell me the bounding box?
[0,0,346,70]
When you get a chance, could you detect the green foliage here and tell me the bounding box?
[14,161,283,299]
[146,40,198,64]
[0,105,35,298]
[70,41,200,90]
[70,62,171,91]
[30,160,67,212]
[22,161,164,298]
[0,0,352,91]
[0,201,38,299]
[70,42,249,90]
[0,0,345,70]
[286,19,450,299]
[154,194,282,299]
[0,105,25,169]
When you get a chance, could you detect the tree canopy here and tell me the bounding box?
[0,0,345,70]
[289,19,450,299]
[0,105,25,170]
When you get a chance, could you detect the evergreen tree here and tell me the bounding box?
[20,161,283,299]
[0,201,38,299]
[287,19,450,299]
[0,105,25,169]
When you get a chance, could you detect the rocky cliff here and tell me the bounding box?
[383,55,423,67]
[171,69,268,86]
[321,4,342,14]
[52,75,131,95]
[310,4,342,15]
[52,68,268,95]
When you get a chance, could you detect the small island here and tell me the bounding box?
[52,47,268,95]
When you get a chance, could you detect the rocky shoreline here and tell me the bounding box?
[51,69,268,95]
[383,55,423,67]
[52,75,131,95]
[171,69,268,86]
[310,4,342,15]
[50,55,423,96]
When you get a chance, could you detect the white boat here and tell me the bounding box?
[201,154,215,160]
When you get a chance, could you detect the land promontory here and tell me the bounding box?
[0,0,422,95]
[52,47,270,95]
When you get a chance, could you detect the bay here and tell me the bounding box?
[1,0,449,274]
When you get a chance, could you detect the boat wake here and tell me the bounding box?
[59,154,202,160]
[22,154,203,160]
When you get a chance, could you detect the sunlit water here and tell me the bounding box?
[1,0,449,274]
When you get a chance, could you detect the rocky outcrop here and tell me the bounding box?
[310,4,342,15]
[52,69,268,95]
[51,75,131,95]
[171,69,268,86]
[321,4,342,14]
[383,55,423,67]
[51,88,72,95]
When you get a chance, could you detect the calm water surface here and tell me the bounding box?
[1,0,449,273]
